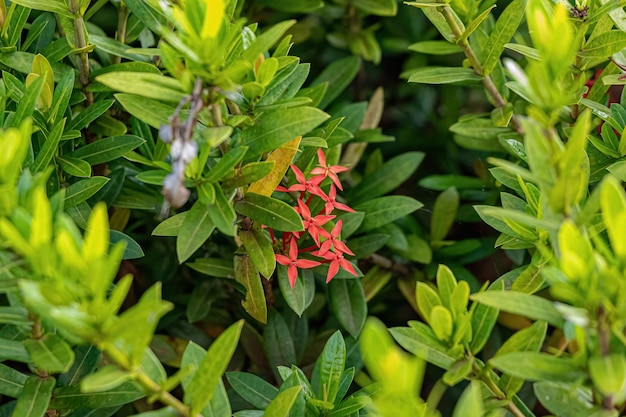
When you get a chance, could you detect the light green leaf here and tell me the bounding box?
[187,321,244,415]
[49,382,143,409]
[390,324,456,369]
[470,291,563,327]
[408,67,482,84]
[80,366,132,393]
[9,0,71,17]
[409,40,462,55]
[115,93,176,129]
[353,0,397,16]
[480,0,527,76]
[23,334,74,374]
[490,352,585,382]
[263,386,301,417]
[152,212,187,237]
[176,201,216,263]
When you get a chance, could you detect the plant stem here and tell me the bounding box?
[114,3,129,65]
[476,366,526,417]
[69,0,94,106]
[598,306,615,410]
[425,379,448,412]
[440,5,522,134]
[103,344,195,417]
[367,253,410,275]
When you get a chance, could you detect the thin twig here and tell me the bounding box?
[69,0,93,106]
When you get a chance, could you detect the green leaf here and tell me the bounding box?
[390,324,456,369]
[328,396,371,417]
[430,306,453,342]
[23,333,74,374]
[240,20,296,62]
[471,291,563,327]
[204,146,247,183]
[176,201,216,263]
[278,267,315,317]
[57,345,100,388]
[589,354,626,398]
[12,376,55,417]
[431,187,459,242]
[186,280,217,323]
[208,187,236,236]
[80,366,132,393]
[601,177,626,259]
[234,193,303,232]
[240,107,329,159]
[534,381,601,417]
[49,382,143,409]
[409,40,462,55]
[0,338,30,362]
[262,0,323,12]
[311,56,361,109]
[64,177,110,207]
[0,363,28,398]
[95,72,185,102]
[263,386,301,417]
[329,278,367,338]
[317,331,346,404]
[408,67,482,84]
[263,310,297,381]
[580,30,626,59]
[152,212,187,237]
[32,119,65,173]
[494,321,547,396]
[490,352,585,382]
[234,255,267,324]
[9,0,71,18]
[65,135,145,165]
[222,161,276,189]
[347,152,424,204]
[480,0,527,76]
[469,280,503,354]
[452,381,484,417]
[347,233,389,259]
[226,372,278,409]
[67,99,115,131]
[57,156,91,178]
[187,321,244,415]
[239,227,275,278]
[110,230,144,260]
[187,258,234,278]
[420,174,484,190]
[355,196,422,232]
[115,93,175,129]
[353,0,397,16]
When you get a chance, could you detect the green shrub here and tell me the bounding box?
[0,0,625,416]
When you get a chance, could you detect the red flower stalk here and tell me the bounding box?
[275,238,321,288]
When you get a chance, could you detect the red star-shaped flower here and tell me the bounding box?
[311,248,357,283]
[323,185,356,215]
[288,164,325,197]
[318,220,354,257]
[310,149,349,190]
[275,239,321,288]
[296,199,335,246]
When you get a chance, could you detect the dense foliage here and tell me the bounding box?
[1,0,626,416]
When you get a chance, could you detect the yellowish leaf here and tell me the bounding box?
[247,136,301,196]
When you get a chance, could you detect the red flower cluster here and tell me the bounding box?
[273,149,356,288]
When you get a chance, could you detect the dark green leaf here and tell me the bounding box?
[57,156,91,178]
[50,382,143,409]
[187,258,234,278]
[311,56,361,109]
[109,230,144,260]
[115,93,175,129]
[64,177,110,208]
[317,331,346,404]
[278,267,315,317]
[226,372,278,410]
[240,107,329,159]
[264,310,297,381]
[353,0,397,16]
[204,146,248,183]
[347,152,424,204]
[66,135,145,165]
[328,279,367,338]
[355,196,423,232]
[0,363,27,398]
[235,193,303,232]
[12,376,55,417]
